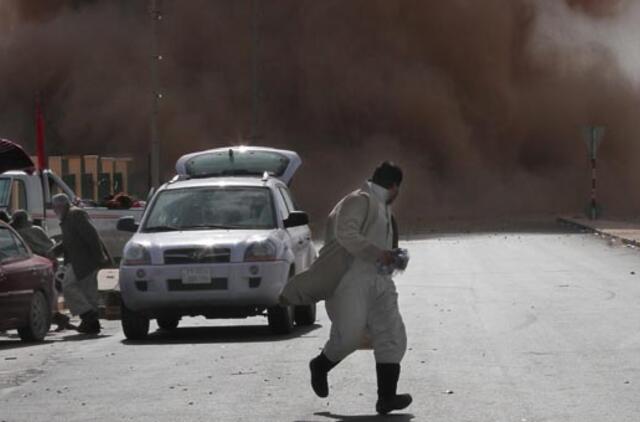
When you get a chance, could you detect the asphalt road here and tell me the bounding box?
[2,227,640,421]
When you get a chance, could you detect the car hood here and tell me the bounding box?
[131,229,281,249]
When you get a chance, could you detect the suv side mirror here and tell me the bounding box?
[117,216,139,233]
[283,211,309,228]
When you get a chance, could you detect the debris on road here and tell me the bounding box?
[231,370,257,376]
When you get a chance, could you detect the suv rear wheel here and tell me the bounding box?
[268,304,294,334]
[156,316,180,331]
[18,291,51,342]
[294,303,316,326]
[121,299,150,340]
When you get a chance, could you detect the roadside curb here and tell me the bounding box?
[557,217,640,248]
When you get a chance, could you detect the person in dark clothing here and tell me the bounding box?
[51,194,111,335]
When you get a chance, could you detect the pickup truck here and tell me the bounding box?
[0,169,144,262]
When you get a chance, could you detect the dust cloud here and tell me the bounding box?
[1,0,639,229]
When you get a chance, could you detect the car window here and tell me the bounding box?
[184,150,290,179]
[0,178,11,208]
[10,179,28,211]
[0,228,28,261]
[48,174,66,197]
[278,187,296,212]
[143,187,277,231]
[9,231,29,257]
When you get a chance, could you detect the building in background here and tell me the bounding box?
[33,155,133,202]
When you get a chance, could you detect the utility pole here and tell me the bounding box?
[250,0,259,142]
[35,95,48,231]
[149,0,162,188]
[583,126,605,220]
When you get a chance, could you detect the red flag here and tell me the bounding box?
[35,97,46,170]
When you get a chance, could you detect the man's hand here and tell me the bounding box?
[378,250,395,266]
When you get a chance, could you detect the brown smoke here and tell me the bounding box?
[1,0,640,229]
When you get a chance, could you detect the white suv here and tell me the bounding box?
[117,147,317,339]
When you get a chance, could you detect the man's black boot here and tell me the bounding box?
[309,352,338,398]
[375,363,412,415]
[77,310,101,334]
[52,312,75,331]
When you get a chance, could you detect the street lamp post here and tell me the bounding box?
[583,126,605,220]
[250,0,260,142]
[149,0,162,188]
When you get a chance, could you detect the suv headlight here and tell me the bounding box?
[244,239,278,262]
[123,243,151,266]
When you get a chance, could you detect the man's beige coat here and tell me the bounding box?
[280,183,383,305]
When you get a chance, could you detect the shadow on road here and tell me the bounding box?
[0,336,55,351]
[121,323,322,346]
[0,330,113,350]
[307,411,414,422]
[59,333,113,342]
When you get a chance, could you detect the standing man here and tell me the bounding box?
[52,194,110,335]
[309,162,411,415]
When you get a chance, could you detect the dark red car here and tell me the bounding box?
[0,222,56,341]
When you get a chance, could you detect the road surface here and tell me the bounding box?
[2,227,640,421]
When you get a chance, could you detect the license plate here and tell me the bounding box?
[181,268,211,284]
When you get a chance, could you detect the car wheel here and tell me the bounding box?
[156,316,180,331]
[268,304,294,335]
[18,290,51,342]
[120,299,149,340]
[294,303,316,326]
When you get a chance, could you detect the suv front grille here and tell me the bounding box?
[164,248,231,264]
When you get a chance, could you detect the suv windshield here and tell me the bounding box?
[143,187,276,232]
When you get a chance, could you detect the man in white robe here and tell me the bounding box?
[309,162,411,415]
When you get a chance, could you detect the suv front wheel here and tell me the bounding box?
[121,299,150,340]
